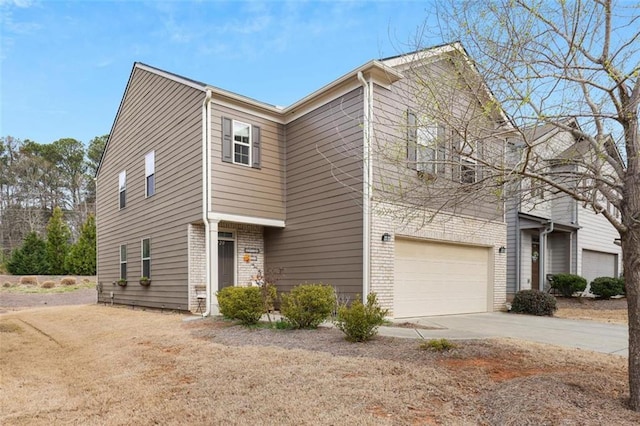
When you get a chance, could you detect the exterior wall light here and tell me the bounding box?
[498,246,506,254]
[381,233,392,242]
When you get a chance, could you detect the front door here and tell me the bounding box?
[218,240,235,289]
[531,239,540,290]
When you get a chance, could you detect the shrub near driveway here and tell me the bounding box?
[335,293,388,342]
[280,284,335,329]
[511,290,557,316]
[590,277,625,299]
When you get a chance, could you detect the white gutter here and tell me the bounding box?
[539,220,554,291]
[201,89,213,316]
[357,71,372,302]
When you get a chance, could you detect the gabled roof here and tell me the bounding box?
[381,42,513,128]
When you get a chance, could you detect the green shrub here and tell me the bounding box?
[217,286,265,325]
[511,290,557,316]
[334,293,388,342]
[550,273,587,297]
[419,338,457,351]
[280,284,336,329]
[590,277,625,299]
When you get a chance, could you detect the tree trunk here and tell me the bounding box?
[624,227,640,410]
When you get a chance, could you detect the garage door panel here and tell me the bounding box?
[582,249,617,284]
[394,239,490,318]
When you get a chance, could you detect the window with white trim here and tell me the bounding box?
[416,123,438,174]
[118,171,126,209]
[222,117,261,168]
[145,151,155,197]
[119,244,127,280]
[233,121,251,166]
[141,238,151,278]
[459,139,477,184]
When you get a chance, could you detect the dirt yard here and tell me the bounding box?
[1,304,638,425]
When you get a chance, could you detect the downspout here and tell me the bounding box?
[539,220,554,291]
[357,71,372,302]
[201,88,213,316]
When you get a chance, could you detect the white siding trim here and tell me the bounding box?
[208,212,285,228]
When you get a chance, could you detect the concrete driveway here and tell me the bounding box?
[380,312,628,357]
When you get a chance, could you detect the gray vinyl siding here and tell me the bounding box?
[210,105,285,220]
[265,88,364,300]
[506,197,519,294]
[96,66,204,309]
[371,60,505,222]
[548,233,570,275]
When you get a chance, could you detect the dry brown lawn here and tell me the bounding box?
[555,297,628,324]
[1,305,638,425]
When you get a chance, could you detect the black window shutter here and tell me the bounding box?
[407,109,417,169]
[251,125,261,169]
[222,117,232,163]
[437,124,446,175]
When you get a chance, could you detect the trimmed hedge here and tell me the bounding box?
[550,273,587,297]
[590,277,625,299]
[280,284,336,329]
[511,289,557,316]
[217,286,264,325]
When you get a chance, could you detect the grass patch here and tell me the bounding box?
[419,338,458,352]
[0,281,95,294]
[0,322,23,333]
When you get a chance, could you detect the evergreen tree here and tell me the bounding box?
[7,231,47,274]
[65,214,96,275]
[45,206,70,274]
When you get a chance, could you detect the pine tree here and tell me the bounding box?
[7,231,47,274]
[45,206,70,274]
[65,214,96,275]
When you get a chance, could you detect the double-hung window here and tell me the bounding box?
[221,117,261,168]
[141,238,151,278]
[233,121,251,166]
[118,171,126,209]
[407,109,445,176]
[416,123,438,174]
[119,244,127,280]
[145,151,155,197]
[458,139,477,184]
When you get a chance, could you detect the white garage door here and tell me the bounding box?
[582,249,617,284]
[394,238,490,318]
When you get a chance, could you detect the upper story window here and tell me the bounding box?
[118,171,126,209]
[407,110,445,177]
[233,121,251,165]
[455,137,478,184]
[222,117,261,169]
[145,151,155,197]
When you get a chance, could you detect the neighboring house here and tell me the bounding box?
[96,43,509,318]
[506,121,623,296]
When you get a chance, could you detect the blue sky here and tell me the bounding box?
[1,0,440,145]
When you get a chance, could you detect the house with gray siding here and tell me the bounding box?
[96,43,509,317]
[506,120,623,296]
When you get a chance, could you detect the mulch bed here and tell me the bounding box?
[555,296,628,310]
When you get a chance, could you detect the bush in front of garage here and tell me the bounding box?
[511,289,557,316]
[280,284,336,329]
[550,273,587,297]
[589,277,625,299]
